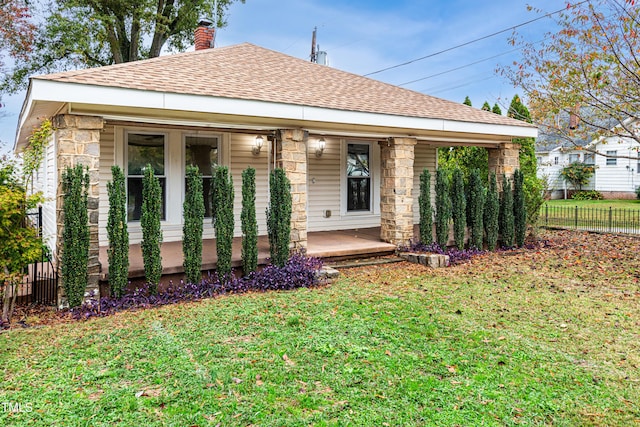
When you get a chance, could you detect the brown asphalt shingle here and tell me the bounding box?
[36,43,533,128]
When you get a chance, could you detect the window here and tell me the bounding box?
[346,143,371,211]
[568,153,580,163]
[185,135,218,217]
[127,133,166,221]
[554,156,559,165]
[606,150,617,166]
[536,156,542,164]
[637,156,640,174]
[584,153,595,164]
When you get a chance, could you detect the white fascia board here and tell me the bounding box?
[30,79,538,138]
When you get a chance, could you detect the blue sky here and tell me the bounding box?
[0,0,562,153]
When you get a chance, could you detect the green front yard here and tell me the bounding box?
[544,199,640,209]
[1,230,639,426]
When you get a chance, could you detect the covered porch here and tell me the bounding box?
[97,227,399,282]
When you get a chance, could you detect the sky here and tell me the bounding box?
[0,0,563,154]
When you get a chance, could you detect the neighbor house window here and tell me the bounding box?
[554,157,559,165]
[568,153,580,163]
[127,133,166,221]
[185,135,218,217]
[346,143,371,211]
[584,153,595,164]
[606,150,617,166]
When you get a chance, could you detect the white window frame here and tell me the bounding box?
[340,140,378,216]
[606,150,617,166]
[125,129,169,222]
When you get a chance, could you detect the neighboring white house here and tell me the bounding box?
[537,124,640,199]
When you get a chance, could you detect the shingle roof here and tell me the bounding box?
[35,43,533,128]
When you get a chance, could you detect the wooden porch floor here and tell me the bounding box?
[98,227,401,281]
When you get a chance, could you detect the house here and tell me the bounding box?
[537,122,640,199]
[15,23,537,298]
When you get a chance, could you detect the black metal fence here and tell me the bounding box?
[15,206,58,306]
[540,205,640,235]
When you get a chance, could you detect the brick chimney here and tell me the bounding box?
[195,19,215,50]
[569,104,580,130]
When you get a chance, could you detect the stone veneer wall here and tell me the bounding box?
[53,114,103,305]
[488,142,520,189]
[275,129,308,251]
[379,137,417,246]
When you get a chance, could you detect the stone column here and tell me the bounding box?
[379,137,417,246]
[488,142,520,189]
[275,129,308,251]
[54,114,103,305]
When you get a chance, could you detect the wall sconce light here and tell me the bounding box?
[253,135,264,155]
[316,137,326,157]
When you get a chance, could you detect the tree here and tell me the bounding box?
[107,166,129,297]
[241,167,258,275]
[1,0,244,94]
[418,168,433,244]
[183,165,204,285]
[560,162,596,191]
[513,169,526,247]
[212,166,234,277]
[499,175,515,248]
[435,169,451,248]
[463,96,472,106]
[492,103,502,115]
[481,101,491,111]
[451,168,466,249]
[0,1,36,77]
[468,168,485,250]
[141,165,163,290]
[266,169,292,267]
[503,1,640,160]
[484,172,500,251]
[61,165,90,308]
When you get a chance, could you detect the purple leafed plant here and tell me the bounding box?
[70,254,323,320]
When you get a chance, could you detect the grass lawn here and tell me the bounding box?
[2,230,639,426]
[544,199,640,209]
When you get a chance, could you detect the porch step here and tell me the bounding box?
[325,255,405,269]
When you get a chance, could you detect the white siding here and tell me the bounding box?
[308,138,381,232]
[41,134,57,253]
[229,133,269,237]
[412,144,437,224]
[98,125,115,245]
[592,137,640,193]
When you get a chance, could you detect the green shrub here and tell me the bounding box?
[266,168,292,267]
[451,168,467,249]
[141,165,163,291]
[513,169,526,247]
[484,173,500,251]
[468,168,485,249]
[524,174,547,227]
[107,165,129,297]
[418,168,433,244]
[241,167,258,274]
[499,175,515,248]
[212,166,234,277]
[61,165,90,308]
[572,190,604,200]
[435,169,452,248]
[636,186,640,200]
[183,165,204,285]
[560,162,595,191]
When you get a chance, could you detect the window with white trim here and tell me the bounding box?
[568,153,580,163]
[606,150,617,166]
[554,156,559,165]
[127,132,166,221]
[584,153,595,164]
[185,135,219,217]
[346,143,371,211]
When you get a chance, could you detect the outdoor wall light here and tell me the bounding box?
[253,135,264,155]
[316,137,326,157]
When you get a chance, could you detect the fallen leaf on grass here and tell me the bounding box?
[283,354,295,366]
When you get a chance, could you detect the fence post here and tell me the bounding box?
[574,206,578,229]
[545,204,548,227]
[608,207,613,233]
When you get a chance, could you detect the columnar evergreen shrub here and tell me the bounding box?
[513,169,526,247]
[499,175,515,248]
[484,173,500,251]
[418,168,433,244]
[212,166,234,277]
[468,168,485,249]
[183,165,204,285]
[241,167,258,274]
[435,169,451,248]
[266,168,292,267]
[107,165,129,298]
[451,168,466,250]
[141,164,163,291]
[61,165,89,308]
